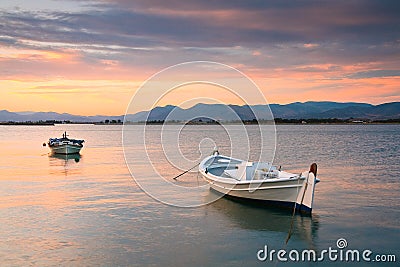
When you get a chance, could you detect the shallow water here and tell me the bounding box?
[0,124,398,266]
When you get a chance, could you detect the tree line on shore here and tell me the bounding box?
[1,117,399,125]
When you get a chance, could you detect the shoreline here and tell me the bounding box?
[1,122,399,126]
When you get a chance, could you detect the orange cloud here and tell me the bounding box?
[0,46,78,61]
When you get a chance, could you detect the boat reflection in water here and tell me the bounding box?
[48,153,82,176]
[50,153,81,163]
[205,190,319,248]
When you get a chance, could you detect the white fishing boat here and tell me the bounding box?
[199,149,320,214]
[47,132,84,155]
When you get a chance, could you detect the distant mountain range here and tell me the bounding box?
[0,110,123,123]
[1,101,399,122]
[123,101,400,122]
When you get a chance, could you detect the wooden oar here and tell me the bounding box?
[172,163,200,180]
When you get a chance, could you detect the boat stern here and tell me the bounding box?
[295,163,318,214]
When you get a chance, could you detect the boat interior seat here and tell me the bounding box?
[223,169,242,180]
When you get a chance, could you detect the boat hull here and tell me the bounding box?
[207,178,301,202]
[208,184,312,214]
[49,144,82,155]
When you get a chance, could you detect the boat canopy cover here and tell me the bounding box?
[48,137,84,146]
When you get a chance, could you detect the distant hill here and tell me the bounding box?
[268,102,374,119]
[0,110,123,123]
[1,101,399,122]
[316,102,400,119]
[125,102,400,122]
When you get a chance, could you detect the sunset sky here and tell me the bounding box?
[0,0,399,115]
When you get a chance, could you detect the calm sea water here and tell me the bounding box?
[0,124,398,266]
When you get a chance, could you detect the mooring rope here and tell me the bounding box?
[285,171,309,244]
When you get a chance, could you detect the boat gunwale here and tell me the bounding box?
[206,179,304,191]
[199,154,305,185]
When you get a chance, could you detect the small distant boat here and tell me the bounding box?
[199,149,320,214]
[47,132,84,155]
